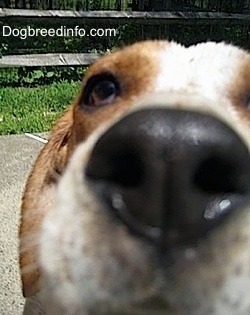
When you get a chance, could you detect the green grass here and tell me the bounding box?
[0,81,81,135]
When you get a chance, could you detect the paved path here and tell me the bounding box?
[0,134,45,315]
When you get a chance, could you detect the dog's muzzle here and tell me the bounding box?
[86,108,250,250]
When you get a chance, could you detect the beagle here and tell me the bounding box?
[20,40,250,314]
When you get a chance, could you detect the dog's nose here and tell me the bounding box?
[86,108,250,248]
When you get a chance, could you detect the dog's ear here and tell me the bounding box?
[19,106,74,297]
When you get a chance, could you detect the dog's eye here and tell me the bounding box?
[83,74,119,107]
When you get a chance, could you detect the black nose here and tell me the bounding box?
[86,108,250,248]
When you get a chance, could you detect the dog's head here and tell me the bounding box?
[40,41,250,314]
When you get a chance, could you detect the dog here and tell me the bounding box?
[19,40,250,314]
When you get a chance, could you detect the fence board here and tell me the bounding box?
[0,53,100,67]
[0,9,249,25]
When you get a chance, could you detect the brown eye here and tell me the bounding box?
[83,74,119,108]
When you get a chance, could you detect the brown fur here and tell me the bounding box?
[229,54,250,121]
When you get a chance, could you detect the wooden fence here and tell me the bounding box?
[0,9,249,68]
[0,0,125,10]
[0,0,249,13]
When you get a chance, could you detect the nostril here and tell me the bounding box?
[86,145,144,188]
[193,156,242,194]
[100,151,144,187]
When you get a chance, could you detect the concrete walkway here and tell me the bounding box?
[0,134,46,315]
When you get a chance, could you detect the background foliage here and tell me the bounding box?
[0,0,249,134]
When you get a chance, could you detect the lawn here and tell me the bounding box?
[0,81,81,135]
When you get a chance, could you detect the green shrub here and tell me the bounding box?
[0,43,8,58]
[0,66,87,88]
